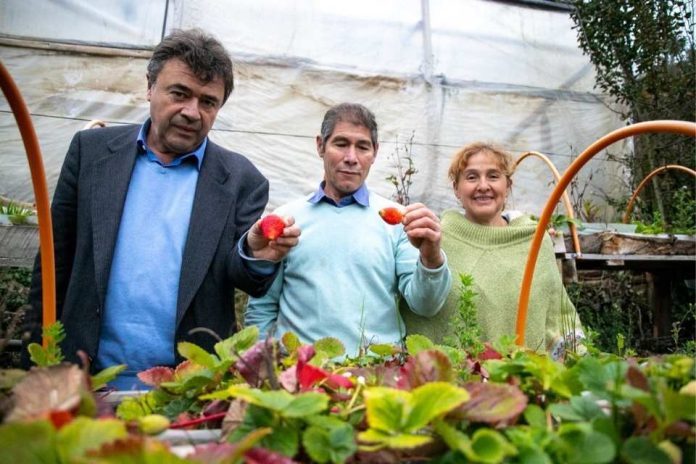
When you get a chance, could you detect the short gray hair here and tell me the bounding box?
[319,103,378,147]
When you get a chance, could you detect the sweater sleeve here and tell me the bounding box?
[395,228,452,317]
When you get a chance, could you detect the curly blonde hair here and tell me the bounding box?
[447,142,515,187]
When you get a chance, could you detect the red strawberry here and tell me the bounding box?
[379,207,404,225]
[260,214,285,240]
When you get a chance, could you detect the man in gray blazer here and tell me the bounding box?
[25,29,299,389]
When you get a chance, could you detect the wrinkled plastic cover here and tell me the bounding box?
[0,0,628,217]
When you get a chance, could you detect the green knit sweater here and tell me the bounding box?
[403,210,582,356]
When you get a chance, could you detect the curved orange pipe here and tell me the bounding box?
[622,165,696,224]
[515,151,582,256]
[0,61,56,348]
[515,120,696,346]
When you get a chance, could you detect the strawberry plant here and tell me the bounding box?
[0,324,693,463]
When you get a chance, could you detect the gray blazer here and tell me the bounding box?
[25,124,277,369]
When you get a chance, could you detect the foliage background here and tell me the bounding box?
[570,0,696,228]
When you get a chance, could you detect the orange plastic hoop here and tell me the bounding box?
[622,165,696,224]
[0,60,56,347]
[515,120,696,346]
[515,151,582,256]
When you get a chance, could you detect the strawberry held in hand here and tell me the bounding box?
[379,207,404,225]
[260,214,286,240]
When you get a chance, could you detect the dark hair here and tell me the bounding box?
[319,103,378,147]
[147,29,234,103]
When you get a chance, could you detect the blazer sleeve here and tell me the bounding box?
[225,165,279,298]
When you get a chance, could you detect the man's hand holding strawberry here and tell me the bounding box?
[247,214,301,262]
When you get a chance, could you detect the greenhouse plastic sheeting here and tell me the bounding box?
[0,0,628,217]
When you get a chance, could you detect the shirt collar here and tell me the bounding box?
[308,182,370,208]
[137,119,207,169]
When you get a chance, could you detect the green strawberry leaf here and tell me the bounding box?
[282,332,301,355]
[557,423,616,464]
[523,404,547,429]
[363,387,410,433]
[281,392,329,418]
[358,428,432,450]
[177,341,217,369]
[406,382,470,432]
[314,337,345,360]
[369,344,400,357]
[91,364,127,390]
[620,437,671,464]
[303,422,356,464]
[0,420,57,464]
[215,325,259,360]
[405,334,434,355]
[56,417,127,463]
[468,428,517,463]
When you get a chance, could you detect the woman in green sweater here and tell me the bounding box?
[403,142,583,359]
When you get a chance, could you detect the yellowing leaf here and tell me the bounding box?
[406,382,470,432]
[358,428,432,450]
[363,387,410,433]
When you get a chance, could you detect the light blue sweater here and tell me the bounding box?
[245,191,451,357]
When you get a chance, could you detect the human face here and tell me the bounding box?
[316,121,377,202]
[146,59,224,163]
[454,151,510,226]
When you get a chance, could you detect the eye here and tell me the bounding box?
[170,90,186,99]
[201,99,217,109]
[465,173,477,181]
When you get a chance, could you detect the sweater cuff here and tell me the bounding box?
[417,250,448,277]
[238,231,280,276]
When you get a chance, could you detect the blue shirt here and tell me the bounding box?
[96,120,206,390]
[308,182,370,208]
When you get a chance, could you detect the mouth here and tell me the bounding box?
[172,125,199,135]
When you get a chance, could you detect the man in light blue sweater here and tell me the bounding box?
[245,103,451,356]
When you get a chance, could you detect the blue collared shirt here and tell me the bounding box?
[97,120,206,390]
[308,182,370,207]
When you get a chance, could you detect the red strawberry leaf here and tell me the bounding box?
[245,447,300,464]
[298,364,328,390]
[137,366,175,387]
[454,382,528,426]
[397,350,454,389]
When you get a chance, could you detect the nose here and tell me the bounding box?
[476,177,491,191]
[180,98,201,121]
[343,146,358,164]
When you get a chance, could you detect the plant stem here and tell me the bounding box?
[169,411,227,429]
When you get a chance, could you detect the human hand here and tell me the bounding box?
[402,203,444,269]
[246,215,300,262]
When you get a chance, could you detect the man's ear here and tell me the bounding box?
[316,135,324,157]
[146,74,152,102]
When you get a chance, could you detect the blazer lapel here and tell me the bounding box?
[176,145,234,326]
[91,127,139,305]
